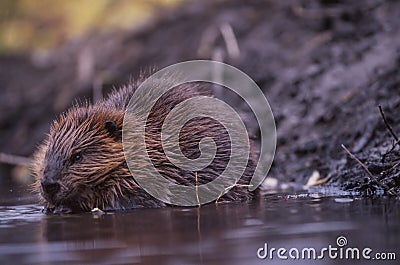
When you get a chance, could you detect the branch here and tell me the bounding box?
[341,144,376,182]
[378,105,399,142]
[0,152,31,166]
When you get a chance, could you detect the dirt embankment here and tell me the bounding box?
[1,0,400,194]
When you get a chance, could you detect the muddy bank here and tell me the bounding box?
[1,0,399,194]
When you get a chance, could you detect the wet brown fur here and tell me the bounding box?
[33,80,257,213]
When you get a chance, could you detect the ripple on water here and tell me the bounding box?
[0,204,43,226]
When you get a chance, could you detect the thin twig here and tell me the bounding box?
[379,105,399,142]
[380,161,400,177]
[378,105,400,162]
[195,172,200,207]
[196,206,203,262]
[215,183,252,204]
[382,141,400,163]
[0,152,31,166]
[225,183,252,191]
[341,144,376,182]
[219,22,240,60]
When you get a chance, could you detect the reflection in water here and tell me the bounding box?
[0,194,399,265]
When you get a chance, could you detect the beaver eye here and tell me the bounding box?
[71,153,83,164]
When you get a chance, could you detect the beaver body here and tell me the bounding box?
[33,80,257,213]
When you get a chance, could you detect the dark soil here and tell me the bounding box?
[1,0,400,195]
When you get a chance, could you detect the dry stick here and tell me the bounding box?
[341,144,376,182]
[0,152,31,167]
[196,206,203,262]
[378,105,399,142]
[378,105,400,161]
[381,161,400,176]
[215,183,252,204]
[219,22,240,60]
[383,139,400,162]
[195,172,200,207]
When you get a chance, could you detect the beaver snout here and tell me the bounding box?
[41,179,60,198]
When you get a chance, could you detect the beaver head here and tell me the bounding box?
[33,105,133,213]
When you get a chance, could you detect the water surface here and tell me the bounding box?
[0,191,399,265]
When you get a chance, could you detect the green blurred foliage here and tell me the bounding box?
[0,0,181,53]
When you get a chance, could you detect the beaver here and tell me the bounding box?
[33,79,257,213]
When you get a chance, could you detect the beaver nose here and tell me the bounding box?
[41,179,60,196]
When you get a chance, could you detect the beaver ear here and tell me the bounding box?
[104,120,122,141]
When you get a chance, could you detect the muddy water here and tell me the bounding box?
[0,191,399,265]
